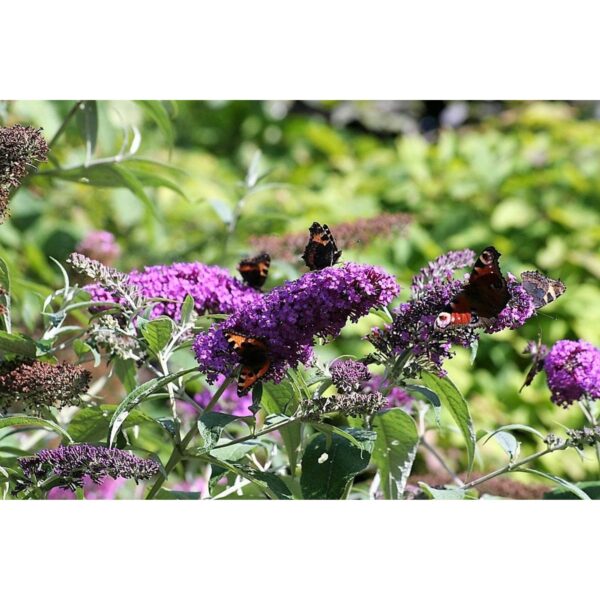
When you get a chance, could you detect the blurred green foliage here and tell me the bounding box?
[2,99,599,481]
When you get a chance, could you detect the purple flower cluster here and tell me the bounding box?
[76,230,121,266]
[364,375,414,411]
[411,249,476,298]
[19,444,160,489]
[330,359,371,393]
[193,375,252,416]
[370,248,538,375]
[86,261,260,320]
[544,340,600,408]
[194,263,400,385]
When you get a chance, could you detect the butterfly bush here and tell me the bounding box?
[370,249,536,376]
[85,261,260,320]
[19,445,160,489]
[194,263,400,385]
[544,340,600,407]
[0,360,91,416]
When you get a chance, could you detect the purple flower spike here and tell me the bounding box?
[330,359,371,393]
[194,263,400,385]
[19,445,160,489]
[544,340,600,408]
[86,261,260,320]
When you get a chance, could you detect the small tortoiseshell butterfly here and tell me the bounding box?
[520,271,566,309]
[224,330,271,395]
[301,222,342,270]
[436,246,510,330]
[238,252,271,289]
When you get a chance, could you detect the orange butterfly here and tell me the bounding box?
[224,330,271,395]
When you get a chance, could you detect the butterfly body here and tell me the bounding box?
[436,246,510,330]
[238,253,270,289]
[224,330,270,395]
[301,222,342,270]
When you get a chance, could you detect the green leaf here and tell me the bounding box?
[194,412,239,454]
[0,256,10,295]
[68,405,155,442]
[136,100,174,148]
[421,371,475,472]
[235,465,292,499]
[210,439,262,462]
[419,482,466,500]
[300,432,371,499]
[517,468,591,500]
[73,339,101,367]
[405,383,441,423]
[484,430,520,461]
[262,380,297,416]
[0,415,73,443]
[312,423,376,452]
[180,294,195,325]
[108,368,196,447]
[50,163,159,219]
[0,331,37,359]
[372,408,419,499]
[544,481,600,500]
[140,317,174,355]
[76,100,98,161]
[113,357,137,393]
[483,424,546,442]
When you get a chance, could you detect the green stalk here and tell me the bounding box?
[145,376,233,499]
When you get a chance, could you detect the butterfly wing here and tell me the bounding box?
[238,253,271,289]
[224,330,271,395]
[521,271,566,309]
[436,246,510,329]
[301,222,342,270]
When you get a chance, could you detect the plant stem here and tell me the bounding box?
[48,100,84,150]
[145,376,233,499]
[213,416,299,450]
[579,397,600,474]
[460,442,569,491]
[420,438,464,486]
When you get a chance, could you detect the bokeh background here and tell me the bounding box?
[2,100,600,483]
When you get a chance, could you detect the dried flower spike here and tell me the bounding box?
[0,125,48,222]
[0,360,91,416]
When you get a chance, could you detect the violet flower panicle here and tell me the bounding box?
[194,263,400,387]
[544,340,600,408]
[85,262,260,320]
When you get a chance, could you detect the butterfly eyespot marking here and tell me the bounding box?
[435,312,452,330]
